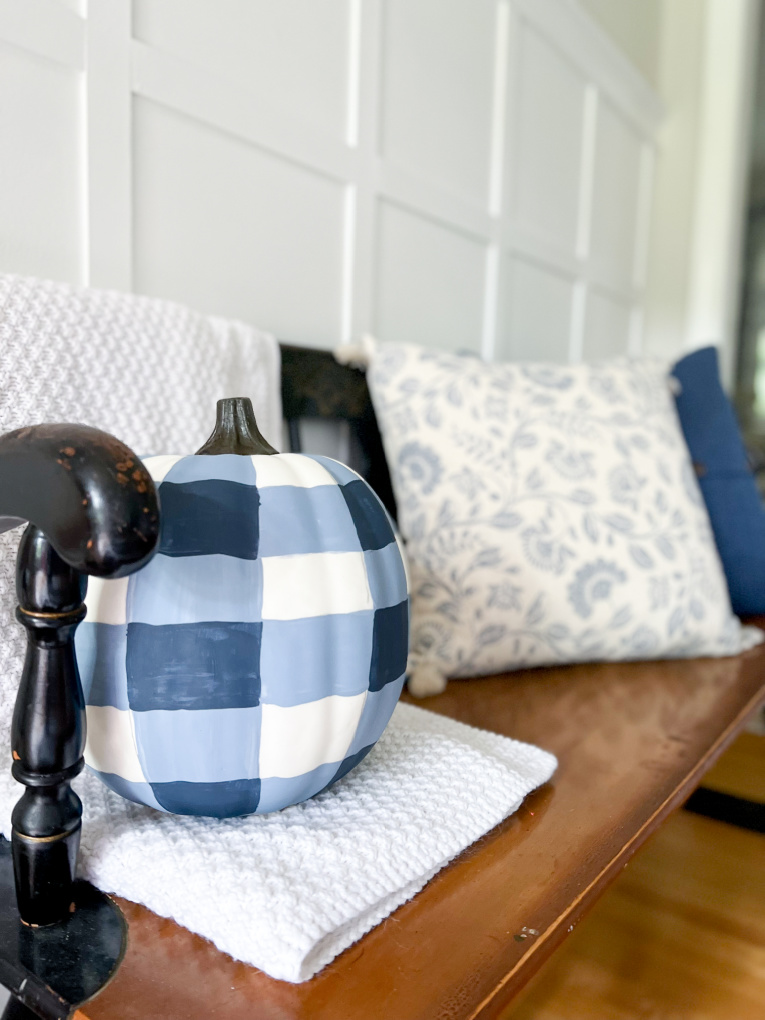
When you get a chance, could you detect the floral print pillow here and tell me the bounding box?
[367,344,762,695]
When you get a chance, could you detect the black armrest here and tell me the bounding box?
[0,423,159,1017]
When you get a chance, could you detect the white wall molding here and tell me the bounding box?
[377,163,494,242]
[349,0,384,342]
[86,0,132,289]
[131,41,354,185]
[516,0,663,135]
[0,0,664,363]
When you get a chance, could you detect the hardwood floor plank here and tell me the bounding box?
[501,802,765,1019]
[702,732,765,803]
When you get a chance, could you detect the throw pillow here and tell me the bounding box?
[672,346,765,615]
[366,343,763,695]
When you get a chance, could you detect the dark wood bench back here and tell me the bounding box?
[280,344,397,520]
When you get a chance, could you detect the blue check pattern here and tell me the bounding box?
[76,453,409,817]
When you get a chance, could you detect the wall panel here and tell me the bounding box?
[583,289,632,358]
[132,100,347,345]
[375,202,485,351]
[589,99,643,292]
[133,0,351,143]
[0,38,82,283]
[380,0,496,204]
[511,25,586,254]
[496,257,574,362]
[0,0,662,362]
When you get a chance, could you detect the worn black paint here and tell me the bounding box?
[0,837,126,1019]
[280,344,398,520]
[0,423,160,1008]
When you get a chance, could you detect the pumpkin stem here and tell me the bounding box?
[195,398,278,456]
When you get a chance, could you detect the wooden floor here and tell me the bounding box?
[501,732,765,1020]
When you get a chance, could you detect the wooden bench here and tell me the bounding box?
[74,647,764,1020]
[4,347,765,1019]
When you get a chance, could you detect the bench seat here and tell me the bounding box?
[82,627,765,1020]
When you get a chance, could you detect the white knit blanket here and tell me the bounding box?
[0,273,556,982]
[0,701,555,982]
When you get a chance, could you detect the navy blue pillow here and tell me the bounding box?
[672,346,765,615]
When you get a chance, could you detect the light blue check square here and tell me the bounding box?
[75,623,129,710]
[259,611,374,706]
[346,677,405,756]
[164,454,257,486]
[128,553,263,624]
[258,484,361,556]
[257,762,339,813]
[364,543,408,609]
[306,456,360,486]
[132,705,262,783]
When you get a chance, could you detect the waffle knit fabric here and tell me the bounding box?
[0,701,556,981]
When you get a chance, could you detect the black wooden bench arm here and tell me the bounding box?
[0,423,159,577]
[0,424,159,929]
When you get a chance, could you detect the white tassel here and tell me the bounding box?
[407,660,449,698]
[333,334,377,370]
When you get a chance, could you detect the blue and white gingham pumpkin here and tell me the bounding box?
[75,443,409,817]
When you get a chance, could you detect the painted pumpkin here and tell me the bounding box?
[75,398,409,817]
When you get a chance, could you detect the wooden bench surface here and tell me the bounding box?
[80,629,765,1020]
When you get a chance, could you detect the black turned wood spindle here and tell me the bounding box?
[0,423,159,928]
[11,525,88,926]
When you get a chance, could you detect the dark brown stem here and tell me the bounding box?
[195,398,278,456]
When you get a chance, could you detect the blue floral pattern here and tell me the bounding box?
[367,343,762,680]
[397,441,443,495]
[567,560,626,618]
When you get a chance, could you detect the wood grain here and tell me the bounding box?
[500,795,765,1019]
[82,641,765,1020]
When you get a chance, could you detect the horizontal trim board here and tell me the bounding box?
[377,160,496,243]
[586,280,641,310]
[131,40,354,185]
[502,225,643,305]
[503,221,584,280]
[0,0,85,70]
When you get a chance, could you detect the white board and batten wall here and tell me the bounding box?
[0,0,662,366]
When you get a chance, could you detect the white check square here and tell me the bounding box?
[85,576,129,625]
[261,551,373,619]
[251,453,336,489]
[259,694,366,778]
[85,705,147,783]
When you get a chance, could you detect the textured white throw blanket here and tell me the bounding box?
[0,701,555,982]
[0,273,556,982]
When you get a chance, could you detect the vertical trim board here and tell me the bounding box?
[488,0,511,218]
[350,0,384,341]
[85,0,132,290]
